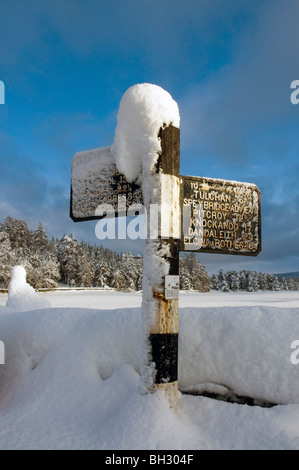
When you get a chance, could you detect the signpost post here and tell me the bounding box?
[70,97,261,411]
[141,125,180,409]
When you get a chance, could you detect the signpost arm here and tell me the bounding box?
[141,124,180,409]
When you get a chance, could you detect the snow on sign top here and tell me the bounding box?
[112,83,180,183]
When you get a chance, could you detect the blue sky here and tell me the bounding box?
[0,0,298,275]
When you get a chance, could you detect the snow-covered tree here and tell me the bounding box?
[111,252,143,291]
[26,222,60,288]
[227,271,241,291]
[0,218,60,288]
[0,231,16,287]
[76,243,94,287]
[266,273,281,291]
[284,277,296,290]
[257,272,268,290]
[31,222,49,252]
[211,273,220,290]
[93,245,118,288]
[179,254,211,292]
[57,234,80,286]
[218,269,229,292]
[247,271,259,292]
[1,217,31,253]
[179,262,192,290]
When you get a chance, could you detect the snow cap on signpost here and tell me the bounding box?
[112,83,180,184]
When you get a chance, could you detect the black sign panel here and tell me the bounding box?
[179,175,261,256]
[71,162,143,222]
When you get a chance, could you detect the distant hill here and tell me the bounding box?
[275,272,299,279]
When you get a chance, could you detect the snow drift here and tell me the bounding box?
[0,290,299,449]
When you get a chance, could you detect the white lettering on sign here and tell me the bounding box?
[165,275,180,300]
[180,176,261,255]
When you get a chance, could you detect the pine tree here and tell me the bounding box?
[211,273,220,290]
[286,278,296,290]
[247,271,259,292]
[94,257,113,288]
[239,270,248,290]
[0,219,61,289]
[229,271,241,291]
[258,272,268,290]
[0,231,16,287]
[26,222,60,288]
[93,245,117,288]
[218,269,229,292]
[57,234,80,286]
[179,254,211,292]
[271,275,281,291]
[32,222,49,252]
[76,243,94,287]
[179,259,192,290]
[111,267,127,291]
[265,273,280,291]
[111,252,143,291]
[1,217,31,253]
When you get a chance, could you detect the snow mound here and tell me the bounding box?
[0,291,299,449]
[6,266,51,311]
[112,83,180,183]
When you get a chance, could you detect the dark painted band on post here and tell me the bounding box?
[161,238,179,275]
[149,333,178,384]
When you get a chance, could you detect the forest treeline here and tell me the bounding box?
[0,217,297,292]
[211,269,299,291]
[0,217,211,291]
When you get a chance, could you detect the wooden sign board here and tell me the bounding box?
[70,151,261,256]
[180,175,261,256]
[70,148,143,222]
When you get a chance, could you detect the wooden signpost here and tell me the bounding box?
[71,116,261,410]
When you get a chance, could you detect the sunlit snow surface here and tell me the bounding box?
[0,289,299,450]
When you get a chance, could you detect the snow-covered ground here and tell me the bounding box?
[0,287,299,450]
